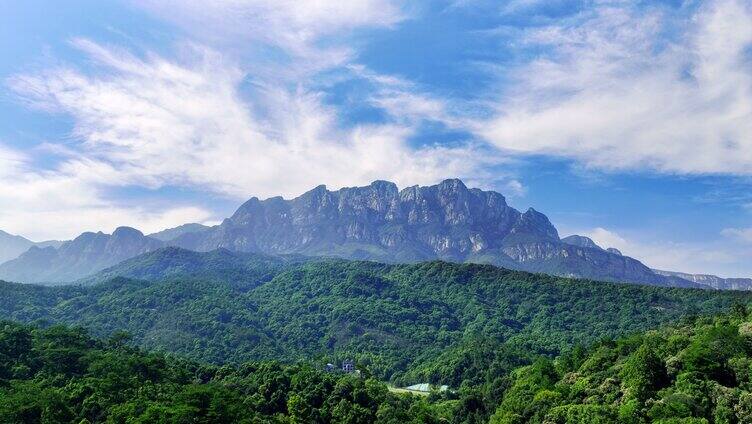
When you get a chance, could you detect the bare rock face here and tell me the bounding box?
[172,179,678,286]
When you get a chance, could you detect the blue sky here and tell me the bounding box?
[1,0,752,276]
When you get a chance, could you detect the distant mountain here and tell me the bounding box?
[0,230,63,264]
[170,179,694,287]
[653,269,752,291]
[77,246,305,287]
[148,223,209,242]
[0,227,163,284]
[0,230,34,264]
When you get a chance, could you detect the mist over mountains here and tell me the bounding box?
[0,227,162,283]
[0,179,744,288]
[0,230,62,264]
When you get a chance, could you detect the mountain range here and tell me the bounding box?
[653,269,752,291]
[0,178,747,288]
[0,227,162,283]
[0,230,62,264]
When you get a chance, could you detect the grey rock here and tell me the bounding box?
[171,179,679,287]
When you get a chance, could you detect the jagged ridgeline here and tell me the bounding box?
[0,179,715,287]
[2,248,750,387]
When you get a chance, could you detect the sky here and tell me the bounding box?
[1,0,751,276]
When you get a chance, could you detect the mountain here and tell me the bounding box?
[170,179,693,287]
[606,247,622,255]
[148,223,209,242]
[561,234,603,250]
[0,257,748,386]
[0,179,721,288]
[0,227,163,284]
[0,230,63,264]
[0,230,34,264]
[654,269,752,291]
[77,246,305,286]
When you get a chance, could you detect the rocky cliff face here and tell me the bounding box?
[0,227,163,284]
[171,179,680,286]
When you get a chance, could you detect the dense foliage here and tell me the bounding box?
[1,257,749,391]
[488,306,752,423]
[0,321,444,424]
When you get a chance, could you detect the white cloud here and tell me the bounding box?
[5,40,493,239]
[14,40,491,198]
[0,144,214,240]
[721,227,752,243]
[133,0,406,73]
[479,0,752,175]
[503,179,526,197]
[3,0,498,241]
[349,64,463,126]
[580,226,748,277]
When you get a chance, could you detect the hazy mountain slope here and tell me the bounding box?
[171,179,678,287]
[0,230,65,265]
[0,258,748,383]
[77,246,306,286]
[654,269,752,290]
[0,227,163,284]
[0,230,34,264]
[148,223,209,242]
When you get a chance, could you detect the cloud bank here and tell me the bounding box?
[480,0,752,175]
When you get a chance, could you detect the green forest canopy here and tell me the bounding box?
[1,257,750,390]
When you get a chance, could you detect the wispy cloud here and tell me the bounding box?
[11,39,491,196]
[5,36,493,239]
[0,143,214,240]
[581,226,749,277]
[478,0,752,175]
[133,0,407,74]
[721,227,752,243]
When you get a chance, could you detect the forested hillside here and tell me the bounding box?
[6,308,752,423]
[488,307,752,424]
[1,255,749,390]
[0,321,443,423]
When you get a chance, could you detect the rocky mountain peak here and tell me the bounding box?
[437,178,468,193]
[562,235,602,250]
[367,180,399,195]
[510,208,559,241]
[112,226,145,239]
